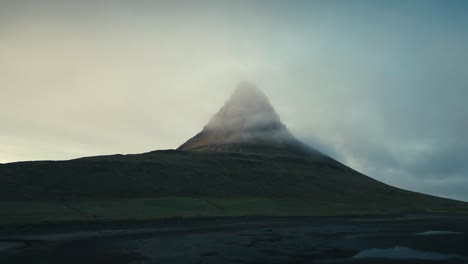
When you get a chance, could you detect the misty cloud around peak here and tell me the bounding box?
[179,83,303,150]
[206,83,284,131]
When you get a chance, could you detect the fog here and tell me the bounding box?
[201,82,294,143]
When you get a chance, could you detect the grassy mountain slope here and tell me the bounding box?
[1,144,467,223]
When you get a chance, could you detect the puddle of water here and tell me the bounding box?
[416,231,463,236]
[353,246,465,260]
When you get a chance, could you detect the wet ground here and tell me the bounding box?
[1,215,467,264]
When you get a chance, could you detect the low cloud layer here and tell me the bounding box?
[1,1,467,201]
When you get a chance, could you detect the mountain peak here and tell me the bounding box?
[178,83,306,154]
[231,81,264,99]
[204,82,282,132]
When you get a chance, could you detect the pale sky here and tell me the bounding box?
[1,0,468,201]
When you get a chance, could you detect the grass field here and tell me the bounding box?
[1,149,468,224]
[1,196,467,224]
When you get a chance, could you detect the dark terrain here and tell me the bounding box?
[1,215,467,264]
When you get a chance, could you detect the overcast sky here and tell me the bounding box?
[1,0,467,201]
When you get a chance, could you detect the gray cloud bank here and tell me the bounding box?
[1,1,467,201]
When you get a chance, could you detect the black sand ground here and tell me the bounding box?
[1,215,467,264]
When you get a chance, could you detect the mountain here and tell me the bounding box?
[179,82,328,158]
[0,83,467,223]
[179,82,301,152]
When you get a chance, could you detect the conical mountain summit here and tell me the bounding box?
[178,82,310,155]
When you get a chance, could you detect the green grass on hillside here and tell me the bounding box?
[1,197,467,224]
[1,149,468,224]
